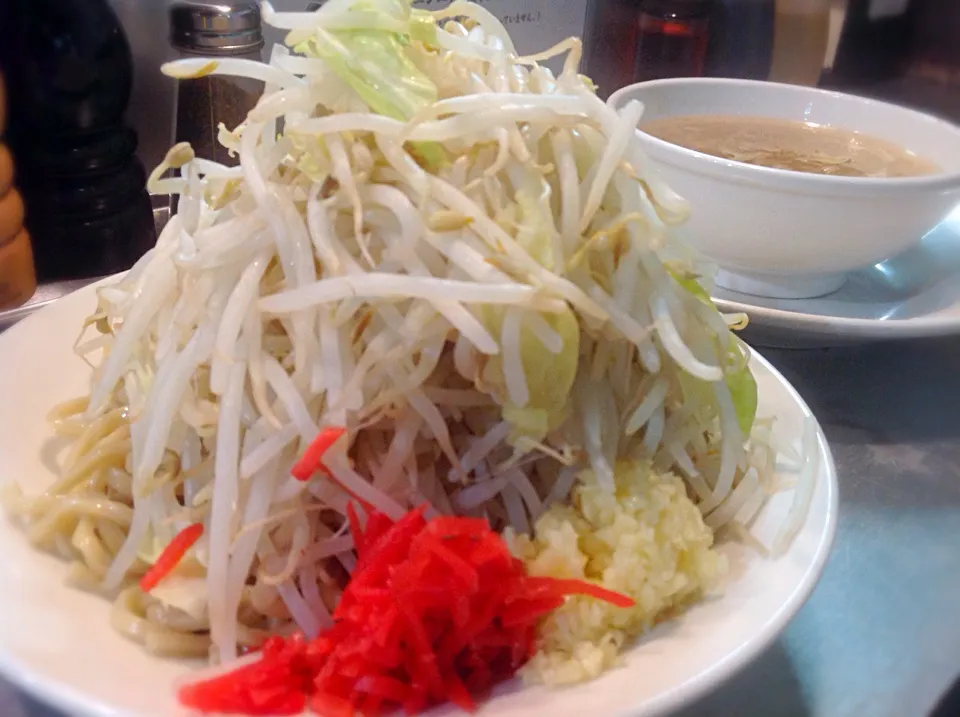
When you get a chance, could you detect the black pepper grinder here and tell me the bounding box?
[0,0,156,281]
[634,0,714,82]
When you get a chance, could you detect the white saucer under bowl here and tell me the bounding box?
[712,205,960,348]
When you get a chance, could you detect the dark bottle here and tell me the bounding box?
[0,0,156,282]
[705,0,775,79]
[583,0,646,98]
[829,0,918,86]
[904,0,960,85]
[634,0,714,82]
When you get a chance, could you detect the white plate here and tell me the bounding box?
[712,205,960,348]
[0,282,838,717]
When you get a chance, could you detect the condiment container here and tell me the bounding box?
[170,1,265,166]
[0,73,37,311]
[767,0,831,86]
[582,0,646,98]
[634,0,714,82]
[829,0,917,86]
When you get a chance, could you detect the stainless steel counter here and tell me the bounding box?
[0,279,104,333]
[672,336,960,717]
[2,336,960,717]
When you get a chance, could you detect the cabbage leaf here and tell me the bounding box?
[668,269,757,435]
[296,2,444,166]
[481,307,580,444]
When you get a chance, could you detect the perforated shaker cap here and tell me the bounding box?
[169,1,264,55]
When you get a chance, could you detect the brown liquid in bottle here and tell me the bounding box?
[0,73,38,311]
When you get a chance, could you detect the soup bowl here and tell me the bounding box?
[608,78,960,299]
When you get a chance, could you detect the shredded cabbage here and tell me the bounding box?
[292,0,445,167]
[481,305,580,444]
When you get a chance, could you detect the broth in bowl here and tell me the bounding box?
[641,115,939,178]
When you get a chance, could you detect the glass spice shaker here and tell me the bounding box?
[169,1,265,166]
[634,0,714,82]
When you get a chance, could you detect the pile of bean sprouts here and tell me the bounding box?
[4,0,816,666]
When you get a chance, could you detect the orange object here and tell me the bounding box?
[291,426,346,480]
[0,185,24,244]
[139,523,205,593]
[0,145,12,197]
[0,228,37,310]
[0,72,37,311]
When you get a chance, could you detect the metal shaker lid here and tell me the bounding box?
[169,1,264,55]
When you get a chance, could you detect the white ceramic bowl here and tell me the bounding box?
[0,280,839,717]
[608,78,960,299]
